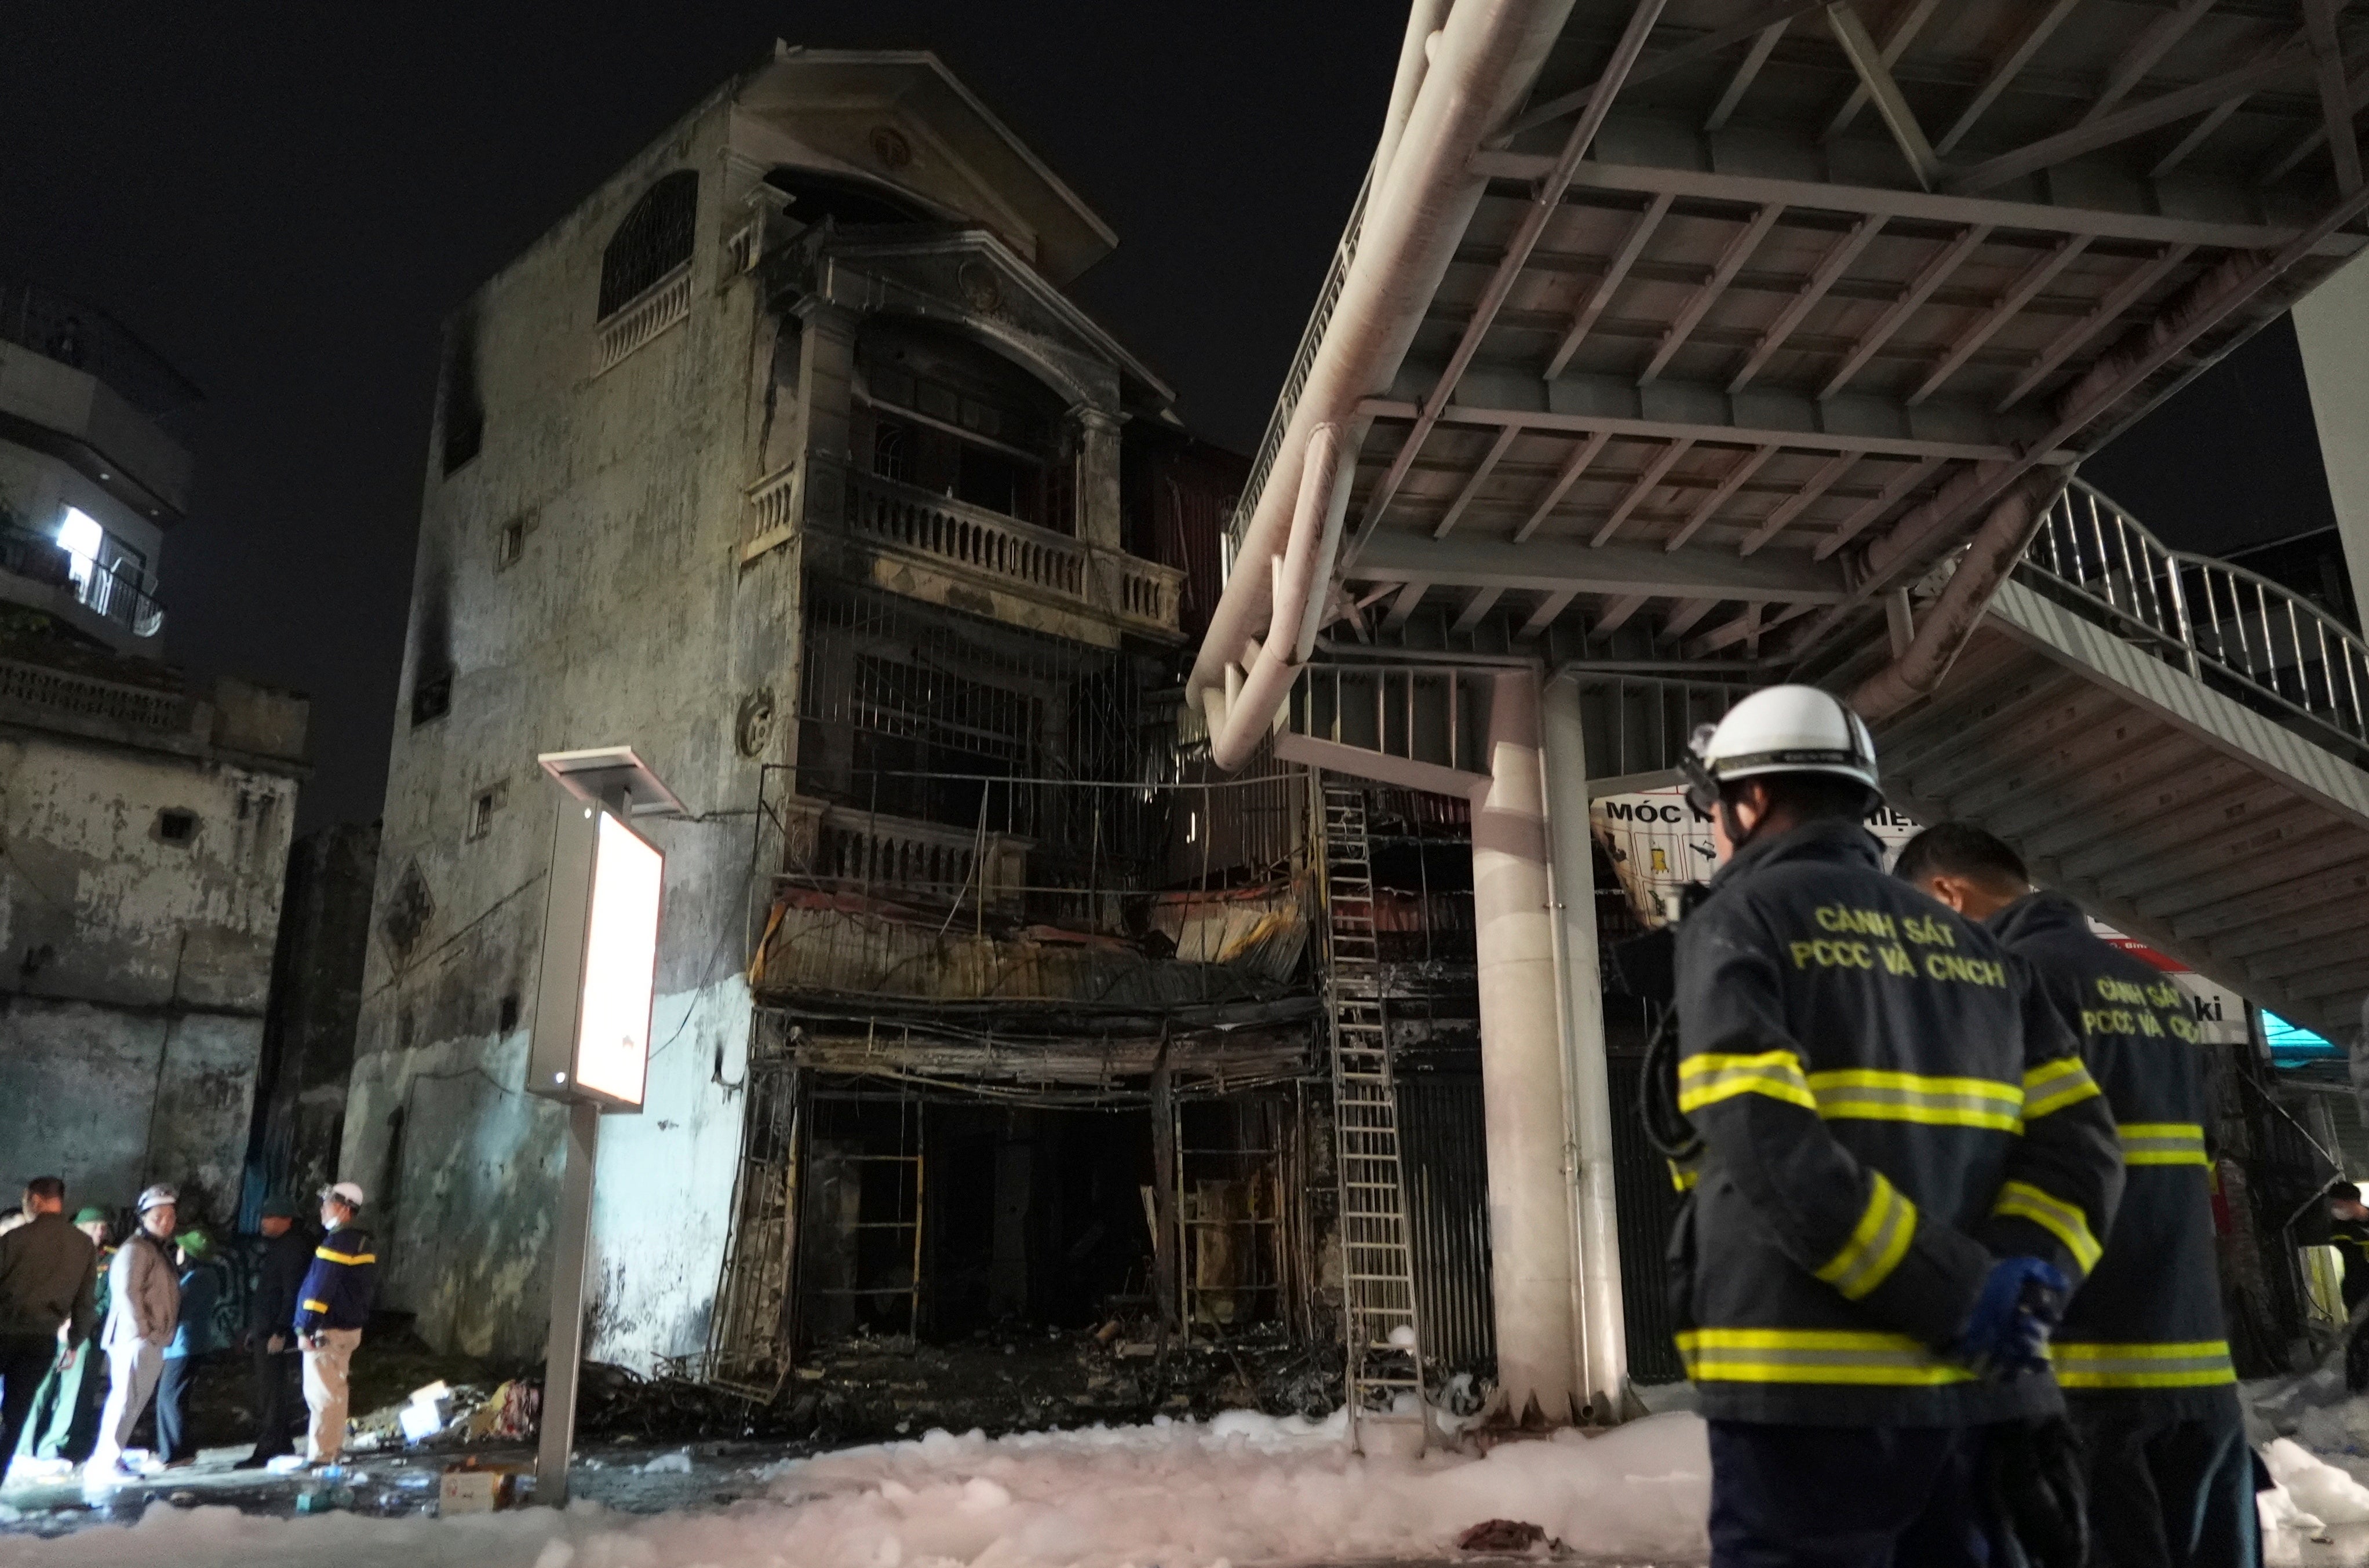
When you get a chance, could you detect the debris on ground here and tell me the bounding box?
[1455,1516,1555,1552]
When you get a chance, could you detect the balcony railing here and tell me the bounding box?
[0,279,203,424]
[0,523,163,640]
[595,262,692,375]
[2018,480,2369,761]
[838,463,1184,637]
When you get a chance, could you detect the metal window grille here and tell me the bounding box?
[598,171,698,321]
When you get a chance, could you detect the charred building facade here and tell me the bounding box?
[350,50,1371,1381]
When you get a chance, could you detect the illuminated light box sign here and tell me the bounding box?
[528,802,664,1111]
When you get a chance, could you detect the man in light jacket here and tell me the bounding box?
[86,1186,181,1483]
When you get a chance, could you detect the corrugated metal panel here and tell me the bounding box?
[1398,1074,1493,1374]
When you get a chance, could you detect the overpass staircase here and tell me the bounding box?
[1873,482,2369,1042]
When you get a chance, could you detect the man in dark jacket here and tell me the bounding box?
[1899,822,2255,1568]
[0,1177,97,1489]
[16,1208,110,1466]
[235,1197,311,1468]
[1672,688,2123,1567]
[294,1182,377,1467]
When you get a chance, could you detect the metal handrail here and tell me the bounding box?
[2017,479,2369,760]
[0,522,164,639]
[1223,165,1372,581]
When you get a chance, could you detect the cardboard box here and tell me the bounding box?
[439,1463,530,1514]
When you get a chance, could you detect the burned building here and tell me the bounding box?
[0,281,311,1221]
[348,49,1338,1382]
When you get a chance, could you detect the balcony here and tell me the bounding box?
[811,460,1184,640]
[0,284,197,519]
[0,522,163,652]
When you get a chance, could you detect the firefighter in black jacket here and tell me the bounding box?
[1898,822,2255,1568]
[1671,687,2123,1568]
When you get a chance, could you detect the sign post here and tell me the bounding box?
[526,746,683,1505]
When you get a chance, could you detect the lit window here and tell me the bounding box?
[56,507,101,591]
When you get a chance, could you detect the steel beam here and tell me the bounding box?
[2261,60,2369,184]
[1506,0,1831,140]
[1468,153,2364,257]
[1642,206,1781,384]
[1820,224,1992,398]
[1908,236,2090,406]
[1593,439,1693,546]
[1348,527,1850,602]
[1515,431,1611,543]
[2304,0,2363,194]
[2151,96,2249,177]
[1705,19,1789,132]
[1452,585,1505,633]
[1664,443,1777,552]
[1739,451,1855,555]
[2082,0,2218,127]
[1661,596,1722,639]
[1545,194,1674,379]
[1824,1,1944,189]
[1933,0,2087,158]
[1729,218,1881,392]
[1384,579,1429,632]
[1358,396,2023,465]
[2168,855,2369,940]
[1814,455,1943,559]
[1996,245,2195,412]
[1595,593,1651,636]
[1821,0,1944,141]
[1352,0,1668,550]
[1434,425,1520,538]
[1520,586,1580,638]
[1948,45,2312,194]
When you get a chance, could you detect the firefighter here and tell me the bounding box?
[1898,822,2255,1568]
[1670,686,2123,1567]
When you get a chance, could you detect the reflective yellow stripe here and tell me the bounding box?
[1668,1160,1699,1192]
[1813,1172,1918,1301]
[2052,1340,2235,1389]
[1678,1050,1816,1114]
[1806,1069,2024,1131]
[2119,1122,2209,1167]
[1676,1327,1975,1387]
[315,1249,376,1265]
[1992,1179,2104,1274]
[301,1298,329,1313]
[2022,1057,2102,1118]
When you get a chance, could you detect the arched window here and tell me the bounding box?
[598,171,698,320]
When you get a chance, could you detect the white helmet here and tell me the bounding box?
[1682,685,1881,813]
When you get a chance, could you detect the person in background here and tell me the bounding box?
[1899,822,2254,1568]
[0,1178,97,1491]
[152,1231,223,1467]
[87,1186,180,1482]
[235,1198,310,1469]
[293,1182,377,1469]
[2330,1185,2369,1318]
[16,1209,112,1468]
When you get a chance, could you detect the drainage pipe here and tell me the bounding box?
[1850,475,2062,722]
[1187,0,1577,752]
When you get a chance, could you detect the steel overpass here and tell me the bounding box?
[1190,0,2369,1423]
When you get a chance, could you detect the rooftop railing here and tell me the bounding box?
[0,280,203,425]
[2018,480,2369,763]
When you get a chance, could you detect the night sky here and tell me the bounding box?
[0,5,2337,833]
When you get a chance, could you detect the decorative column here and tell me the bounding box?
[1470,668,1582,1424]
[792,299,861,530]
[1071,404,1125,552]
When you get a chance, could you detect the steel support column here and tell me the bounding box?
[1542,673,1627,1419]
[1471,668,1581,1424]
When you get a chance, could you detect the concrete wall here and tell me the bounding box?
[252,821,381,1209]
[2290,265,2369,623]
[0,728,299,1217]
[347,85,773,1366]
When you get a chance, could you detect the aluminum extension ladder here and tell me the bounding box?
[1319,781,1427,1454]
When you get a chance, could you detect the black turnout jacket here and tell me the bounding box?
[1670,820,2124,1425]
[1989,890,2238,1417]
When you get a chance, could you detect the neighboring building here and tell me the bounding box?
[0,280,311,1223]
[349,48,1275,1372]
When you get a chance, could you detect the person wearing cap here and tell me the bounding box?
[1898,822,2255,1567]
[1667,686,2122,1567]
[88,1185,181,1481]
[152,1231,225,1467]
[235,1197,311,1468]
[14,1208,111,1468]
[0,1177,97,1489]
[293,1182,376,1467]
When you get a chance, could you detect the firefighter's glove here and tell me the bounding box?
[1955,1256,2069,1379]
[1982,1416,2089,1568]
